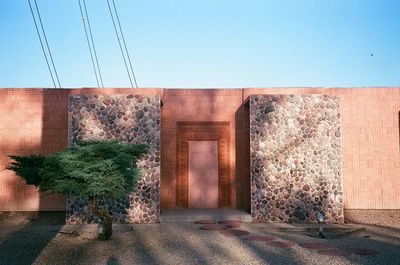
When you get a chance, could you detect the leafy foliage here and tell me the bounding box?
[8,141,149,200]
[7,154,45,187]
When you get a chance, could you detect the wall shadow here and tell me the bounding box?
[0,89,70,264]
[160,89,244,209]
[0,89,69,264]
[1,215,67,262]
[39,89,70,213]
[234,98,250,211]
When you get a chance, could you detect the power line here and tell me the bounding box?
[78,0,99,87]
[28,0,56,88]
[111,0,138,88]
[78,0,104,87]
[33,0,61,88]
[106,0,138,88]
[28,0,61,88]
[82,0,104,87]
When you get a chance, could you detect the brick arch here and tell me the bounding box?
[176,122,230,208]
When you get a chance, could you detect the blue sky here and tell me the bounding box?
[1,0,399,88]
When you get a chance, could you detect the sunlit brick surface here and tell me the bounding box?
[0,88,160,212]
[0,87,399,213]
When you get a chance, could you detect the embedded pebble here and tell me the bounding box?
[68,94,161,224]
[250,95,343,223]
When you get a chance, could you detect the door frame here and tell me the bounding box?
[176,121,230,208]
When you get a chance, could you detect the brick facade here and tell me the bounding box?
[175,122,231,208]
[0,88,399,219]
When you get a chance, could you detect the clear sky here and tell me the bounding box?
[1,0,399,88]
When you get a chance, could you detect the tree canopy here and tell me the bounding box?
[8,141,149,200]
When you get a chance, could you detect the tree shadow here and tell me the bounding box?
[125,222,306,265]
[107,255,121,265]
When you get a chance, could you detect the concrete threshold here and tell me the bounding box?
[160,209,252,222]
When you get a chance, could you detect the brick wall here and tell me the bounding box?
[160,89,250,209]
[0,87,399,212]
[0,88,161,211]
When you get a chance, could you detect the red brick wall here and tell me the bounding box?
[0,88,161,211]
[160,89,248,209]
[1,87,399,211]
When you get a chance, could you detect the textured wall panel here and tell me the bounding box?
[0,87,399,216]
[250,95,343,223]
[68,94,161,224]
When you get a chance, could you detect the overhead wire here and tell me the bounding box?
[111,0,138,88]
[33,0,61,88]
[78,0,104,87]
[82,0,104,87]
[28,0,61,88]
[28,0,56,88]
[106,0,138,88]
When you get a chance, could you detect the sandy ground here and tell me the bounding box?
[0,221,399,265]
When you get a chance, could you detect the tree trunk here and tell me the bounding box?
[91,199,113,240]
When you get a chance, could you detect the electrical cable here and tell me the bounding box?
[82,0,104,87]
[111,0,138,88]
[33,0,61,88]
[78,0,101,87]
[106,0,138,88]
[28,0,57,88]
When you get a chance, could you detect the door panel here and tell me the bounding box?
[188,141,218,208]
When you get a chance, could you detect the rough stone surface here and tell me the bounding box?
[250,95,343,223]
[67,94,161,224]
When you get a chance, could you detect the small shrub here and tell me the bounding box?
[8,140,149,239]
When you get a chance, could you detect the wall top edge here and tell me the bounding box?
[0,87,398,97]
[0,87,399,90]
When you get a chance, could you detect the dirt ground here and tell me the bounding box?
[0,214,399,265]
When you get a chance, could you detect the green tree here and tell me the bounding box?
[7,140,148,240]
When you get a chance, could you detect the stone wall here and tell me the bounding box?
[1,88,399,214]
[250,94,343,223]
[68,94,161,223]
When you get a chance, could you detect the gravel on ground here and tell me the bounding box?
[0,221,399,265]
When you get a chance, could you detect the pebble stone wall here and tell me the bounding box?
[68,94,161,224]
[250,95,343,223]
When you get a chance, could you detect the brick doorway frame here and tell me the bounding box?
[176,121,230,208]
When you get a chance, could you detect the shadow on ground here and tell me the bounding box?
[0,212,64,265]
[0,220,400,265]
